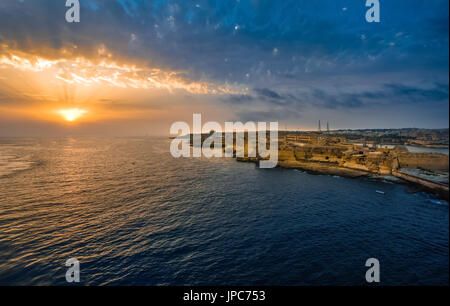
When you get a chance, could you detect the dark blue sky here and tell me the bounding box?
[0,0,448,133]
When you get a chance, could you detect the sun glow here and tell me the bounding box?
[0,48,246,125]
[0,50,247,95]
[58,108,87,122]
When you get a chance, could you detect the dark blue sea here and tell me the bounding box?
[0,137,448,285]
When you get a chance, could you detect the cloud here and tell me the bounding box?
[254,88,284,100]
[1,0,448,85]
[225,94,255,104]
[222,82,449,121]
[310,83,449,110]
[0,0,448,131]
[384,83,449,103]
[234,108,302,123]
[0,45,245,95]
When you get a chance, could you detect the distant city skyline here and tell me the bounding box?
[0,0,448,136]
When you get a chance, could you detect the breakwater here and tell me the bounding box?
[392,170,449,200]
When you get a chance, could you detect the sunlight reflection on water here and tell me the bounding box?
[0,137,448,285]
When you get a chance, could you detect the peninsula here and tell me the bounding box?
[191,128,449,200]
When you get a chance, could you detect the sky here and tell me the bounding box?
[0,0,448,136]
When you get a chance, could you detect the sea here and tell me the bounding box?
[0,137,448,285]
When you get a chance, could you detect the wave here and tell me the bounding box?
[0,155,34,177]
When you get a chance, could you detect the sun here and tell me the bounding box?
[58,108,88,122]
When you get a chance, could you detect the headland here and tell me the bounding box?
[189,128,449,200]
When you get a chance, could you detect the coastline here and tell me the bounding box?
[188,132,449,201]
[237,157,369,177]
[237,156,449,201]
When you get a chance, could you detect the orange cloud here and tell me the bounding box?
[0,45,247,95]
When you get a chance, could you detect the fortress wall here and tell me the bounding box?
[392,170,449,200]
[397,152,449,172]
[341,162,371,172]
[293,146,347,160]
[267,145,448,177]
[278,149,296,161]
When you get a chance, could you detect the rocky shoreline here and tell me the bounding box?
[236,156,449,200]
[237,157,369,177]
[189,132,449,200]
